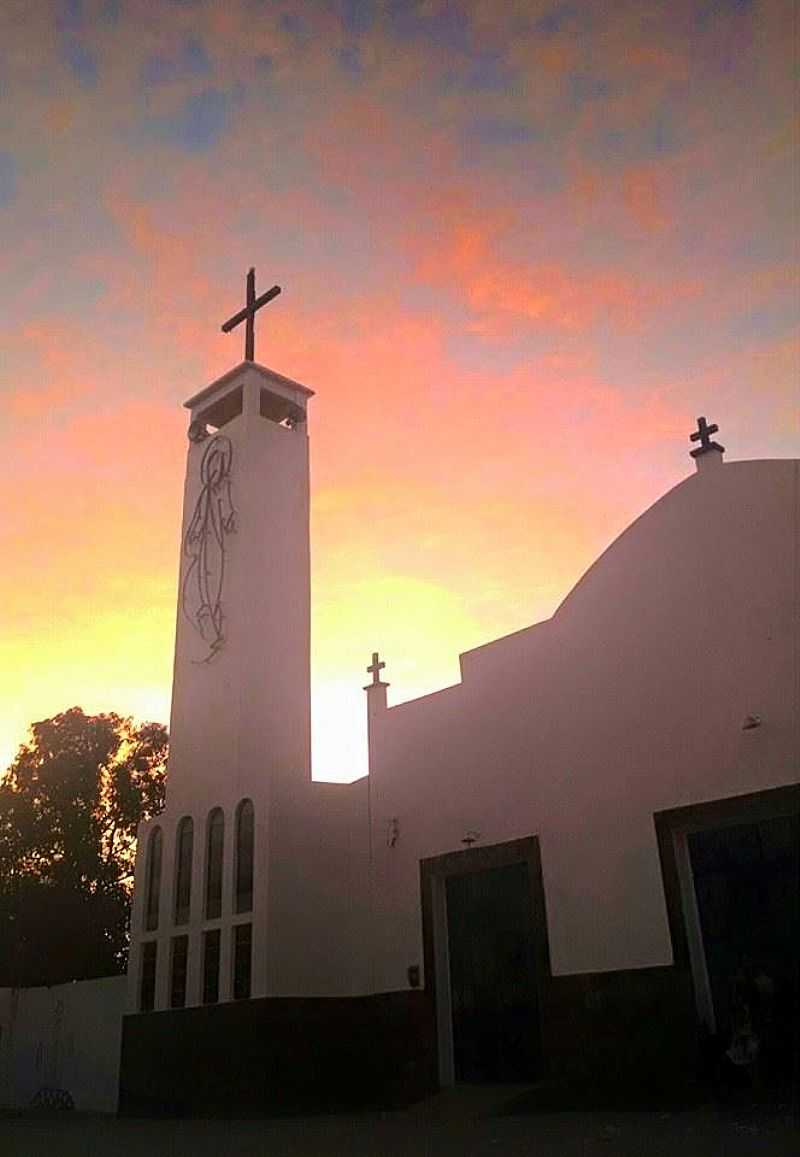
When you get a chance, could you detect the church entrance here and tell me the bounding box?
[657,787,800,1099]
[421,837,548,1086]
[688,813,799,1089]
[446,861,540,1082]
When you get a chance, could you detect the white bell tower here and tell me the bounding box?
[126,355,314,1012]
[169,360,314,808]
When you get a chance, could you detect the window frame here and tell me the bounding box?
[174,816,194,926]
[205,807,225,920]
[144,826,162,933]
[234,799,254,915]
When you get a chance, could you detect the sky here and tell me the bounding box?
[1,0,797,781]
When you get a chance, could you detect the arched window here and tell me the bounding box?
[174,816,194,925]
[205,808,225,920]
[234,799,254,914]
[144,826,162,932]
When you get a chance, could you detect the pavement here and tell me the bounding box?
[1,1085,797,1156]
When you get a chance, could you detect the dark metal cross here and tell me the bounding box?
[690,415,725,458]
[366,652,386,685]
[221,267,281,362]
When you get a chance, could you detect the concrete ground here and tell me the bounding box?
[1,1086,797,1157]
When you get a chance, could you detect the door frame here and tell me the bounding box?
[654,784,800,1033]
[419,836,552,1086]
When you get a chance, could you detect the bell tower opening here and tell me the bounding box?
[195,385,244,432]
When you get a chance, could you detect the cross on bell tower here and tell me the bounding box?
[221,267,281,362]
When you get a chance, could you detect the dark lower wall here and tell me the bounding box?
[540,965,699,1100]
[120,970,701,1116]
[119,990,437,1117]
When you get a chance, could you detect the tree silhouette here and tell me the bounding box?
[0,707,167,986]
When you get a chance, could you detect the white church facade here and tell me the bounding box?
[117,354,798,1114]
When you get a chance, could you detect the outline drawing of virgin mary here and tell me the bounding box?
[181,434,237,662]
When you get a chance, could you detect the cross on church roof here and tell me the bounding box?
[366,652,386,686]
[690,415,725,459]
[221,267,281,362]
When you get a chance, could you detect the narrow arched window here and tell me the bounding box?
[205,808,225,920]
[174,816,194,925]
[144,826,162,932]
[234,799,254,914]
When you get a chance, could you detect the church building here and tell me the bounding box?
[119,281,799,1114]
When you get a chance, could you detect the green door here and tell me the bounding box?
[445,861,541,1082]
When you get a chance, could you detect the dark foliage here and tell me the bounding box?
[0,707,167,986]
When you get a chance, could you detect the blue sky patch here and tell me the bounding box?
[148,88,233,152]
[465,118,540,149]
[338,43,363,79]
[461,52,515,93]
[57,0,119,28]
[0,152,17,207]
[535,4,578,39]
[280,9,310,46]
[586,111,678,168]
[386,0,471,54]
[57,0,84,32]
[140,35,210,87]
[63,38,98,86]
[338,0,376,38]
[696,0,753,29]
[570,72,611,104]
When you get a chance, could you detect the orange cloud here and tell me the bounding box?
[408,192,695,334]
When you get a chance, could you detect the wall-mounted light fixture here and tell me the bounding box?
[742,714,762,731]
[387,818,400,848]
[461,830,480,847]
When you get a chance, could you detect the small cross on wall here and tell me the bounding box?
[366,651,386,686]
[690,415,725,459]
[221,267,281,362]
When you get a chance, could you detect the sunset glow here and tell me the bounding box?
[2,1,797,780]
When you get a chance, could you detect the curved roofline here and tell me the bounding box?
[553,457,798,620]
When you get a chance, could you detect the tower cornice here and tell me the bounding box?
[184,361,315,412]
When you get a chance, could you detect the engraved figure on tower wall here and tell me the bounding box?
[181,434,237,661]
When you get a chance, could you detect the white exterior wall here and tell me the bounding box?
[167,362,313,813]
[366,457,799,990]
[124,355,795,1009]
[0,977,126,1112]
[264,777,372,996]
[126,362,370,1010]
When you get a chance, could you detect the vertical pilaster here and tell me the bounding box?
[154,830,177,1010]
[364,659,389,994]
[185,811,205,1006]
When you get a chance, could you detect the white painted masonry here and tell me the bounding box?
[126,356,797,1029]
[0,977,126,1112]
[127,361,371,1011]
[366,454,799,990]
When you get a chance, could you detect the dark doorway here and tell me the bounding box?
[688,813,799,1086]
[445,860,540,1082]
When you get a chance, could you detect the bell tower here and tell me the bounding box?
[126,343,315,1013]
[168,360,314,809]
